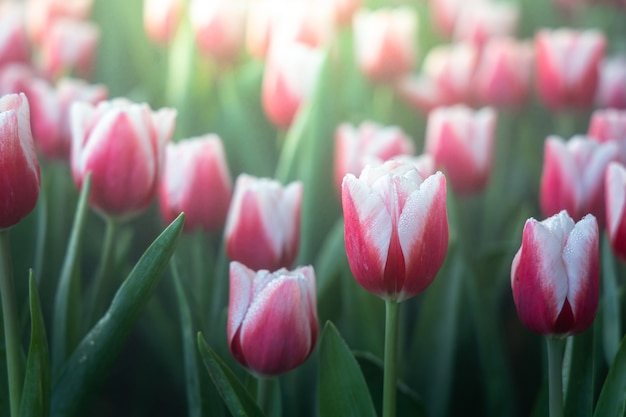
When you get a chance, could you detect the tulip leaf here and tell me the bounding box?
[315,219,347,323]
[51,173,91,379]
[563,329,595,417]
[601,234,621,365]
[197,332,265,417]
[318,321,377,417]
[19,272,50,417]
[171,258,202,417]
[593,334,626,417]
[49,213,184,417]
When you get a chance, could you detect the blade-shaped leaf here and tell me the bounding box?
[601,234,621,365]
[593,335,626,417]
[564,329,595,417]
[49,213,185,417]
[197,332,265,417]
[318,321,377,417]
[20,272,50,417]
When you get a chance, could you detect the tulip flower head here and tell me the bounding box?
[595,55,626,109]
[453,1,519,48]
[228,261,318,376]
[143,0,183,46]
[224,174,302,271]
[588,109,626,163]
[511,211,599,336]
[605,162,626,262]
[0,2,31,67]
[342,160,448,302]
[70,98,176,219]
[159,135,232,233]
[0,93,41,229]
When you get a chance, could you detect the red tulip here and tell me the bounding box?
[425,105,497,195]
[535,28,606,110]
[143,0,182,46]
[224,174,302,271]
[70,98,176,218]
[588,109,626,163]
[605,162,626,262]
[227,261,318,376]
[159,135,232,233]
[0,3,31,67]
[342,160,448,302]
[540,135,619,227]
[595,55,626,110]
[511,210,599,336]
[0,93,41,229]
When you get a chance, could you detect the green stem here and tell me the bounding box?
[256,375,271,414]
[85,217,119,328]
[546,336,566,417]
[0,230,24,417]
[383,300,400,417]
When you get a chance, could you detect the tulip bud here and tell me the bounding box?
[425,105,497,195]
[228,261,318,376]
[342,160,448,302]
[159,135,232,233]
[334,121,415,193]
[588,109,626,163]
[429,0,483,38]
[540,135,619,227]
[606,162,626,262]
[595,55,626,109]
[511,211,599,336]
[70,98,176,218]
[0,3,31,67]
[143,0,183,46]
[25,0,93,45]
[0,93,41,229]
[224,174,302,271]
[535,28,606,110]
[453,1,519,48]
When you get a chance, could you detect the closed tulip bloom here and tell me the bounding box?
[429,0,483,38]
[353,8,417,83]
[0,93,41,229]
[425,105,497,195]
[225,174,302,271]
[540,135,619,227]
[535,29,606,110]
[474,38,534,107]
[334,121,415,193]
[511,210,599,336]
[228,262,318,375]
[70,98,176,218]
[606,162,626,261]
[261,40,323,129]
[143,0,182,46]
[0,3,31,67]
[588,109,626,163]
[159,135,232,233]
[342,160,448,302]
[595,55,626,109]
[423,42,480,105]
[453,1,519,48]
[25,0,93,45]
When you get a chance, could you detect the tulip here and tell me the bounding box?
[429,0,483,38]
[70,98,176,218]
[0,93,41,229]
[224,174,302,271]
[453,1,519,48]
[25,0,93,45]
[511,210,599,336]
[535,28,606,110]
[425,105,497,195]
[227,261,318,376]
[588,109,626,163]
[159,135,232,233]
[328,0,362,25]
[353,8,417,83]
[473,37,534,107]
[540,135,619,227]
[605,162,626,262]
[261,40,323,129]
[595,55,626,109]
[394,153,437,179]
[143,0,182,46]
[395,73,449,114]
[334,121,415,193]
[342,160,448,302]
[423,41,479,105]
[0,3,31,67]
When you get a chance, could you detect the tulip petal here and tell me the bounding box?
[227,262,255,345]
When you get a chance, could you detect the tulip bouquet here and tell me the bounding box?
[1,0,625,416]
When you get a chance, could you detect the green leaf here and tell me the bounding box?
[49,213,185,417]
[601,234,622,365]
[315,219,347,323]
[19,272,50,417]
[354,351,427,417]
[197,332,265,417]
[318,321,377,417]
[563,330,595,417]
[593,335,626,417]
[51,174,91,379]
[171,258,202,417]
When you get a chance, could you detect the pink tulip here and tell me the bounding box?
[143,0,182,46]
[588,109,626,163]
[396,73,450,114]
[0,93,41,229]
[540,135,619,227]
[159,135,232,233]
[261,40,323,129]
[227,261,318,376]
[425,105,497,195]
[342,160,448,302]
[595,55,626,109]
[224,174,302,271]
[353,8,417,83]
[511,210,599,336]
[453,1,519,48]
[334,121,415,193]
[429,0,483,38]
[0,3,31,67]
[70,98,176,218]
[395,153,437,179]
[423,42,480,105]
[473,37,534,107]
[189,0,247,64]
[606,162,626,262]
[328,0,362,25]
[25,0,93,45]
[535,28,606,109]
